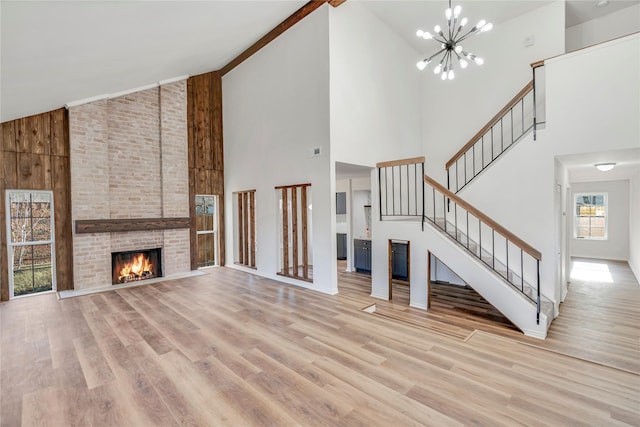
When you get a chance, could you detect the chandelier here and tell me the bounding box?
[416,1,493,80]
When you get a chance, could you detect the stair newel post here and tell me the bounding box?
[532,65,537,141]
[378,167,383,220]
[421,162,425,231]
[536,259,541,325]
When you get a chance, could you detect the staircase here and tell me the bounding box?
[373,78,555,337]
[446,81,535,193]
[377,157,553,338]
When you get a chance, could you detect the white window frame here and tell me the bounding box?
[5,190,57,298]
[574,192,608,240]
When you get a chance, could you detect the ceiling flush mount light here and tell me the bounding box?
[416,0,492,81]
[595,162,616,172]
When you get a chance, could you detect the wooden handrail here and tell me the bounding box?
[530,59,545,68]
[445,81,534,169]
[423,174,542,261]
[376,156,425,169]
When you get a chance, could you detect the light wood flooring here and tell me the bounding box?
[0,258,638,426]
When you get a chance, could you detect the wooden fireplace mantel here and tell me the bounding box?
[75,217,191,234]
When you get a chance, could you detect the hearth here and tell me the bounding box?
[111,248,162,285]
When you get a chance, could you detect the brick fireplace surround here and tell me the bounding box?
[67,80,191,291]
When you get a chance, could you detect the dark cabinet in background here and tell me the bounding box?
[336,192,346,214]
[391,241,408,281]
[337,233,347,260]
[354,239,371,274]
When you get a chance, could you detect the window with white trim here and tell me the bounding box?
[6,190,56,297]
[574,193,607,240]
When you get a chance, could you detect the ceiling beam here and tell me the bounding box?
[328,0,347,7]
[220,1,330,76]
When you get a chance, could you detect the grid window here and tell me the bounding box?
[574,193,607,240]
[6,191,56,297]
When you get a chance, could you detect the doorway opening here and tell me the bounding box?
[388,239,410,303]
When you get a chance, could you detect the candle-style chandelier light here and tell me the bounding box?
[416,0,493,81]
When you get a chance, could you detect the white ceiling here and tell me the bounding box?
[0,0,307,122]
[558,148,640,184]
[1,0,637,123]
[336,162,373,179]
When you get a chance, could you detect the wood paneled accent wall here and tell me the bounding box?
[187,71,225,269]
[0,109,73,301]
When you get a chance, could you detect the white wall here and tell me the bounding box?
[629,169,640,281]
[329,1,423,167]
[566,4,640,52]
[570,180,630,261]
[223,6,336,294]
[351,190,371,240]
[431,255,467,287]
[422,1,565,184]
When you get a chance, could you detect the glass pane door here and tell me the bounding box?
[195,195,217,267]
[6,191,56,297]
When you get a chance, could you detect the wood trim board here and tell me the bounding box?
[75,217,191,234]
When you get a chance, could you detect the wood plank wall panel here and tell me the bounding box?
[187,71,225,269]
[0,109,73,301]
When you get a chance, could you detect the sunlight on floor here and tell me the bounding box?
[571,261,613,283]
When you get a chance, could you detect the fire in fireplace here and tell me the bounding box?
[111,248,162,285]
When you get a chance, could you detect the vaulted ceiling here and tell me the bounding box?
[1,1,638,123]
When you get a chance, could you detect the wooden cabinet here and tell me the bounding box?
[337,233,347,260]
[336,192,347,214]
[391,242,408,280]
[354,239,371,274]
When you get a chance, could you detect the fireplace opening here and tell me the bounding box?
[111,248,162,285]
